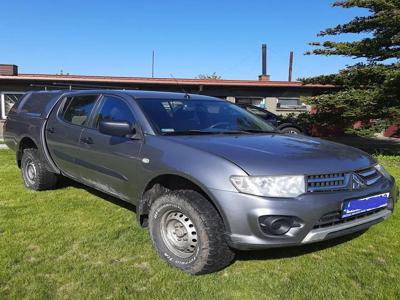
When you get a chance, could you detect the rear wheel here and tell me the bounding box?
[149,190,235,274]
[21,148,58,191]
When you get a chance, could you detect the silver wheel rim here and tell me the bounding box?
[160,210,199,259]
[24,159,37,184]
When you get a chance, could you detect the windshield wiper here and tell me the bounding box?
[241,129,276,134]
[163,130,216,136]
[163,130,251,136]
[214,131,251,135]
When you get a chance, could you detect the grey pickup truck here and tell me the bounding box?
[4,90,398,274]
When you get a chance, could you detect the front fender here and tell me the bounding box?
[135,135,247,227]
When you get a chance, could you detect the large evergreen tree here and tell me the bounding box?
[302,0,400,136]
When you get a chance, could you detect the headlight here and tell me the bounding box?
[230,175,305,198]
[375,164,391,179]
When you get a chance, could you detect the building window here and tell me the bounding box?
[277,97,305,109]
[235,97,265,108]
[1,92,25,119]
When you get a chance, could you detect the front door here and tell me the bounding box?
[46,94,99,180]
[77,95,143,201]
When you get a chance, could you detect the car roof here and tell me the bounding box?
[27,89,225,102]
[125,90,223,101]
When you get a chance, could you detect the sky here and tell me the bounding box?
[0,1,369,81]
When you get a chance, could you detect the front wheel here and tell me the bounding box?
[149,190,235,274]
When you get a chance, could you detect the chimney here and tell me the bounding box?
[0,64,18,76]
[258,44,270,81]
[288,51,294,82]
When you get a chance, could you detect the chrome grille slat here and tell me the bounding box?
[308,185,345,192]
[365,177,381,185]
[357,169,376,177]
[355,166,382,186]
[307,176,345,183]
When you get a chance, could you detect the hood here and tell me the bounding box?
[165,134,376,176]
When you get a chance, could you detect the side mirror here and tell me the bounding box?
[99,121,136,137]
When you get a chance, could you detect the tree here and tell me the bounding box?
[196,72,222,80]
[301,0,400,136]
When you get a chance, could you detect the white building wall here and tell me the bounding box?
[226,96,236,103]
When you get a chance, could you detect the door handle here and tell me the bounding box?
[47,127,55,134]
[80,137,94,144]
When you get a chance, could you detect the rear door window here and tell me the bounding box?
[62,95,98,126]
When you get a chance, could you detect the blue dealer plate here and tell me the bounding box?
[342,193,389,218]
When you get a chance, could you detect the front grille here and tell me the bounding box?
[307,173,350,192]
[313,207,386,229]
[355,166,382,186]
[307,166,382,193]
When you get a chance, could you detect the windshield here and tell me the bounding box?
[136,99,276,135]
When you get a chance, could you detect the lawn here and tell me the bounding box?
[0,149,399,299]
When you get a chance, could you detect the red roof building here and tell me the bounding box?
[0,64,335,136]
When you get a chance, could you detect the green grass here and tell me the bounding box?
[0,149,399,299]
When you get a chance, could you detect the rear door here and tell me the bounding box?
[46,94,100,180]
[77,94,143,201]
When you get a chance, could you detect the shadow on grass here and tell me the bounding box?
[234,230,366,262]
[325,135,400,155]
[57,176,137,213]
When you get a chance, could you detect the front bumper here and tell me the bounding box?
[210,177,398,250]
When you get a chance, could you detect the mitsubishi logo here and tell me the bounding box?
[352,173,366,190]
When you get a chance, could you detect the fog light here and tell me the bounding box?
[259,216,294,236]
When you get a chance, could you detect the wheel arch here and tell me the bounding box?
[277,123,303,133]
[137,173,228,230]
[17,135,38,168]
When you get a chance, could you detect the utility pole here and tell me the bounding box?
[288,51,294,82]
[152,50,155,78]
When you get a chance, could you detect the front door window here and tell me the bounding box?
[93,95,136,130]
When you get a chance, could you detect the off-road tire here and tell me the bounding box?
[149,190,235,275]
[21,148,58,191]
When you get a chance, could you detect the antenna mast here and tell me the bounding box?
[170,74,189,98]
[152,50,155,78]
